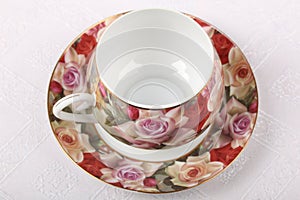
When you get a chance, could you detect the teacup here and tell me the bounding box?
[53,9,224,153]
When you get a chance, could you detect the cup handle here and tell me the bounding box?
[52,93,97,123]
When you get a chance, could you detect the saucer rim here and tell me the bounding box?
[47,11,259,194]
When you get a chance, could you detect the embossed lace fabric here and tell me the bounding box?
[0,0,299,199]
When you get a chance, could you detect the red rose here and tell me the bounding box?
[210,143,243,166]
[75,33,97,56]
[143,177,157,187]
[249,99,258,113]
[50,80,62,94]
[78,153,123,187]
[193,18,209,27]
[212,33,233,64]
[78,153,106,178]
[127,105,139,120]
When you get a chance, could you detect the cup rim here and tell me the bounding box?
[95,8,218,110]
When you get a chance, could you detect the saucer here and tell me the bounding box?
[48,12,258,193]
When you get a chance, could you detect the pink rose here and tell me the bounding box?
[114,165,145,182]
[135,116,175,141]
[114,107,196,149]
[62,64,82,91]
[229,112,252,140]
[100,153,162,190]
[53,47,86,93]
[219,97,247,134]
[166,152,223,187]
[216,97,255,149]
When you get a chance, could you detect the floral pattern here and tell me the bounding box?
[99,152,162,192]
[48,13,258,193]
[94,52,223,149]
[53,47,86,95]
[52,121,95,162]
[166,152,223,187]
[112,107,197,149]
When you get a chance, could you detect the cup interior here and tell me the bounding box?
[96,9,214,109]
[97,28,213,108]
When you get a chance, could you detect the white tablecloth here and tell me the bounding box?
[0,0,299,199]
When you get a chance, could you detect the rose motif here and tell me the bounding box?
[229,112,252,140]
[166,152,223,187]
[114,165,146,183]
[100,152,162,190]
[224,47,254,100]
[249,99,258,113]
[62,63,83,91]
[143,178,157,187]
[53,121,95,162]
[210,143,243,166]
[114,107,197,149]
[50,80,62,94]
[53,47,86,93]
[75,33,97,56]
[86,21,106,38]
[47,14,261,193]
[78,153,106,178]
[225,61,253,87]
[135,116,175,141]
[127,105,139,120]
[212,33,233,64]
[216,97,255,149]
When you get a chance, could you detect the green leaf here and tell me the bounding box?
[240,87,256,107]
[104,116,117,126]
[154,168,168,176]
[156,176,176,192]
